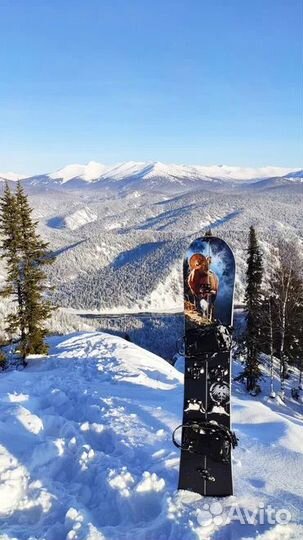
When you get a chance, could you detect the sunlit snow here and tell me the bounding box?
[0,332,302,539]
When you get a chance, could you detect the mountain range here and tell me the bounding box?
[1,161,302,194]
[0,160,302,333]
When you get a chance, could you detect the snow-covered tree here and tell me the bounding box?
[270,240,303,399]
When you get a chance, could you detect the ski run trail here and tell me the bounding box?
[0,332,302,540]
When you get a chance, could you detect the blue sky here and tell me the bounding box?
[0,0,302,174]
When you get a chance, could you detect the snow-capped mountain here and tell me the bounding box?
[44,161,300,184]
[0,160,302,328]
[16,161,302,189]
[1,162,302,196]
[49,161,109,183]
[0,172,25,182]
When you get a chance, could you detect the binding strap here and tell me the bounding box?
[172,421,238,463]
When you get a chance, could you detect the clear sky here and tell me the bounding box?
[0,0,302,174]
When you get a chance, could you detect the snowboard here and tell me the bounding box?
[173,234,237,497]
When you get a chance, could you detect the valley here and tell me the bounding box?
[0,161,302,357]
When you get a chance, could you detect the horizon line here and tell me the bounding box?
[1,159,302,178]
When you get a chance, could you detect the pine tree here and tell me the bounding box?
[243,226,263,391]
[15,182,55,357]
[0,182,55,362]
[0,183,27,348]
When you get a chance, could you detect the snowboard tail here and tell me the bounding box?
[175,235,237,497]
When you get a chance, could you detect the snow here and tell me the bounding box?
[0,172,26,182]
[1,180,302,317]
[64,207,98,231]
[31,161,302,185]
[0,331,302,539]
[5,161,300,186]
[193,164,297,181]
[49,162,108,183]
[98,161,153,181]
[144,265,183,312]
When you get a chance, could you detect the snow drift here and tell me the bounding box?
[0,332,302,539]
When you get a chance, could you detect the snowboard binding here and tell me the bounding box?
[172,421,238,464]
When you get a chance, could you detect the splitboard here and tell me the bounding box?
[173,234,238,496]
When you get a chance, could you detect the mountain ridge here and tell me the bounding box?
[1,161,302,187]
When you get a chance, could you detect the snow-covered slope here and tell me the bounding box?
[246,174,303,191]
[284,169,303,180]
[40,188,302,313]
[49,162,109,183]
[65,208,98,231]
[0,180,302,316]
[48,207,98,231]
[0,332,302,539]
